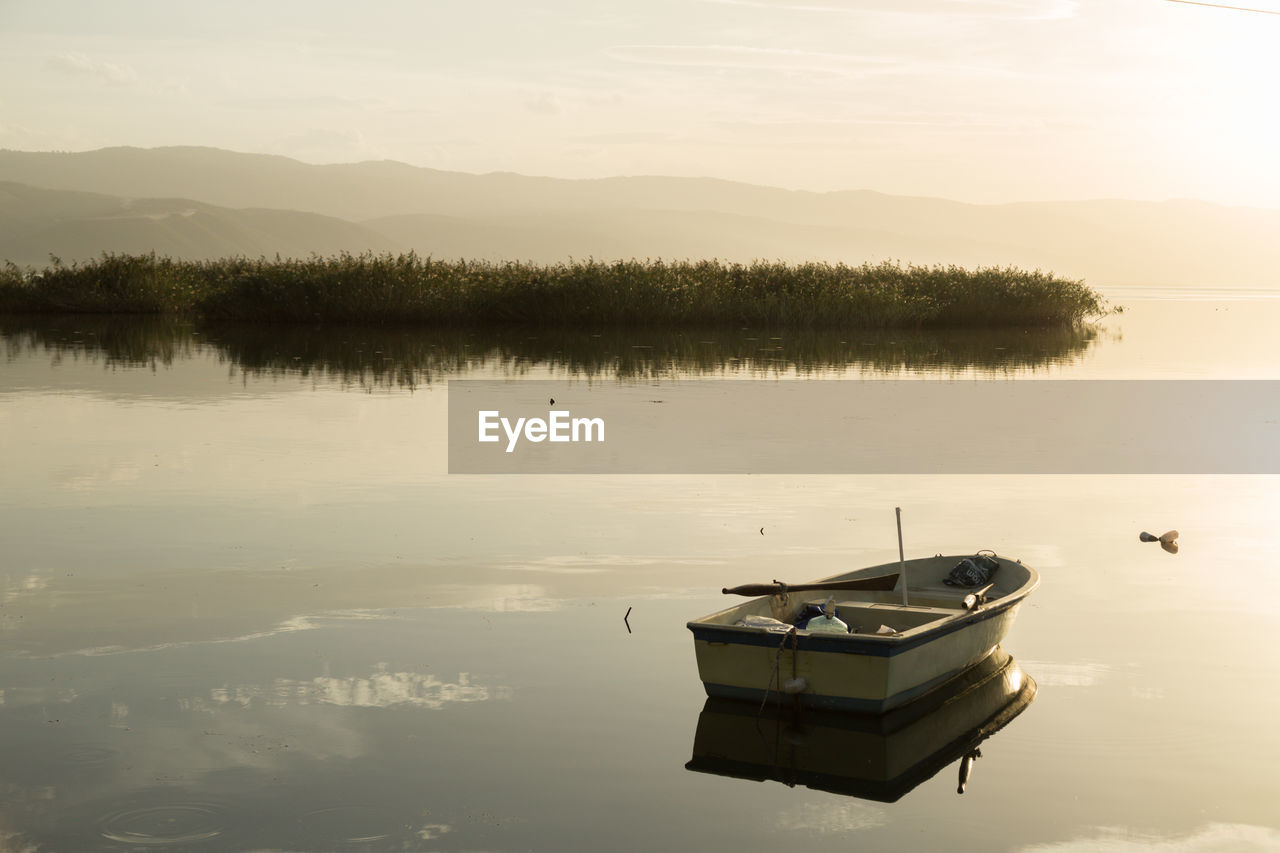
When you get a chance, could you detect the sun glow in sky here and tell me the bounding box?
[1,0,1278,206]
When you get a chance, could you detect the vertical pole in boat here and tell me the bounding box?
[896,507,909,606]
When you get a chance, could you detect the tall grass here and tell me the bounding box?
[0,253,1106,328]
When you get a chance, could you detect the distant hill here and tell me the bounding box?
[364,208,1032,269]
[0,181,401,267]
[1,146,1278,286]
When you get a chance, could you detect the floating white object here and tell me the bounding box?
[782,677,807,695]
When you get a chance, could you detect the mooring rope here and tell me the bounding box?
[757,626,799,721]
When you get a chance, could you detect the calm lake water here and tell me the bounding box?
[2,293,1279,851]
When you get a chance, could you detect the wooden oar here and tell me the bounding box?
[722,574,899,597]
[963,582,997,611]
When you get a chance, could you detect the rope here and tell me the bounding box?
[756,624,799,779]
[757,626,798,723]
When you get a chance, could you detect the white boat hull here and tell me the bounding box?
[688,555,1037,713]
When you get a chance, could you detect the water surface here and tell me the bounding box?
[2,297,1278,851]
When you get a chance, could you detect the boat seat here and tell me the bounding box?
[907,583,1002,600]
[859,602,949,614]
[800,599,950,632]
[803,594,954,612]
[801,596,940,610]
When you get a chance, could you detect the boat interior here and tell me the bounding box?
[696,555,1037,637]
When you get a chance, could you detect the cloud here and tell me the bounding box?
[225,94,384,111]
[572,131,684,144]
[272,127,378,163]
[703,0,1080,19]
[713,112,1045,132]
[606,44,903,75]
[0,121,64,150]
[525,92,562,116]
[44,52,138,85]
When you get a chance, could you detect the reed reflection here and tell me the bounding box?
[2,315,1097,389]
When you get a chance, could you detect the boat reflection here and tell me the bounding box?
[685,648,1035,803]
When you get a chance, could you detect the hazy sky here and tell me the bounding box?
[2,0,1278,206]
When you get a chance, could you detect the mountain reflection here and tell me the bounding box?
[686,649,1035,803]
[2,315,1097,389]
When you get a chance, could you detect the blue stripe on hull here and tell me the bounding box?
[702,682,893,713]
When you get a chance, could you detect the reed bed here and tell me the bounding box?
[0,253,1105,328]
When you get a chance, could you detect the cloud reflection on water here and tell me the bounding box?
[208,666,511,711]
[1021,823,1280,852]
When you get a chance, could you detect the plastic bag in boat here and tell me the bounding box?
[735,615,792,632]
[943,552,999,587]
[804,614,849,633]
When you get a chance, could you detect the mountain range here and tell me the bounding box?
[1,146,1277,287]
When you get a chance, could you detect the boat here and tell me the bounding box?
[686,553,1038,713]
[686,648,1036,802]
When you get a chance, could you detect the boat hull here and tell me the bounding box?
[692,601,1020,712]
[688,555,1037,713]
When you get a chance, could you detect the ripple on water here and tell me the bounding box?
[99,803,227,845]
[298,805,394,845]
[56,744,121,768]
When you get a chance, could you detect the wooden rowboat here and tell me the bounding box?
[687,554,1038,713]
